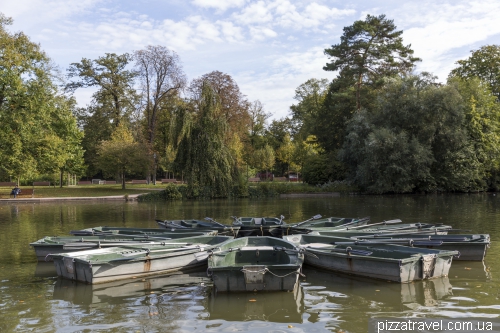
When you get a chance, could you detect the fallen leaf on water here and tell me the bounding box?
[464,267,471,270]
[375,290,380,292]
[249,299,257,302]
[288,325,294,328]
[150,292,155,294]
[19,300,24,303]
[476,285,482,288]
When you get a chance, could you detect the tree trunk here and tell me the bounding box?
[59,169,63,188]
[121,171,126,190]
[357,73,362,111]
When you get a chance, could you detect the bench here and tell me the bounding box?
[131,180,148,184]
[161,179,178,184]
[33,181,50,186]
[10,188,34,198]
[78,181,92,185]
[248,177,261,182]
[0,182,16,187]
[106,181,117,184]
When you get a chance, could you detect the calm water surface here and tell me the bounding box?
[0,194,498,332]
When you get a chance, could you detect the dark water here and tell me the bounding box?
[0,194,498,332]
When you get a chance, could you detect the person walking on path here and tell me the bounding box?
[10,185,21,198]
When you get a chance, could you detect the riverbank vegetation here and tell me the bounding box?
[2,12,500,197]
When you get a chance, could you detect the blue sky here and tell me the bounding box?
[3,0,500,119]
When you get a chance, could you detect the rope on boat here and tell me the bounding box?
[240,267,304,278]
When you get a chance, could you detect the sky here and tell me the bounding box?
[2,0,500,119]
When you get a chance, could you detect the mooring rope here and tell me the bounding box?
[240,267,304,278]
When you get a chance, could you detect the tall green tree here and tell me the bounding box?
[340,74,483,193]
[449,76,500,188]
[174,82,236,198]
[66,53,137,127]
[323,14,420,111]
[450,45,500,100]
[290,78,329,139]
[0,14,84,182]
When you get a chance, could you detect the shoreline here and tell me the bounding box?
[0,194,144,203]
[0,192,344,203]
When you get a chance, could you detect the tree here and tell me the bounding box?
[174,82,236,198]
[97,124,149,189]
[276,133,295,178]
[189,71,250,137]
[450,45,500,100]
[0,14,84,183]
[254,144,275,180]
[134,45,186,145]
[66,53,137,127]
[290,78,329,139]
[339,74,482,193]
[324,14,420,111]
[449,76,500,188]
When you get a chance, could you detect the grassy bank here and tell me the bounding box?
[0,185,156,199]
[0,181,358,200]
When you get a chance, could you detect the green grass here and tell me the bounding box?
[0,185,159,199]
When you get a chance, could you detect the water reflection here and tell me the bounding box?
[207,284,304,323]
[302,267,453,310]
[52,270,210,305]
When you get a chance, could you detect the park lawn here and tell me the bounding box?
[0,185,162,198]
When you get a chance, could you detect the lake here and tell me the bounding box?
[0,194,498,332]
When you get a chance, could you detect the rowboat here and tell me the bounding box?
[208,236,304,292]
[231,216,311,237]
[311,233,490,261]
[70,226,218,236]
[50,235,232,284]
[30,232,211,261]
[328,222,452,235]
[156,218,239,236]
[289,215,370,229]
[231,216,285,237]
[284,234,458,283]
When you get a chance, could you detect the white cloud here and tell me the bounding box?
[249,26,278,41]
[191,0,247,12]
[388,0,500,80]
[233,1,273,24]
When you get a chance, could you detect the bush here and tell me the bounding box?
[138,184,183,201]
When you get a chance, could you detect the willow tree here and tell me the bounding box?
[174,82,236,198]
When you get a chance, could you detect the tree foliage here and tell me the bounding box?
[134,45,186,145]
[340,74,489,193]
[174,82,236,198]
[450,45,500,100]
[97,124,149,189]
[324,14,420,111]
[0,14,84,182]
[290,78,329,139]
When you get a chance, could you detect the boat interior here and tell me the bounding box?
[235,217,283,226]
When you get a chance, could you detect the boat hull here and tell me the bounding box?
[284,235,456,283]
[209,236,304,292]
[53,248,208,284]
[51,235,232,284]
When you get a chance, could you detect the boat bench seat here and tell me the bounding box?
[240,246,275,251]
[303,243,332,248]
